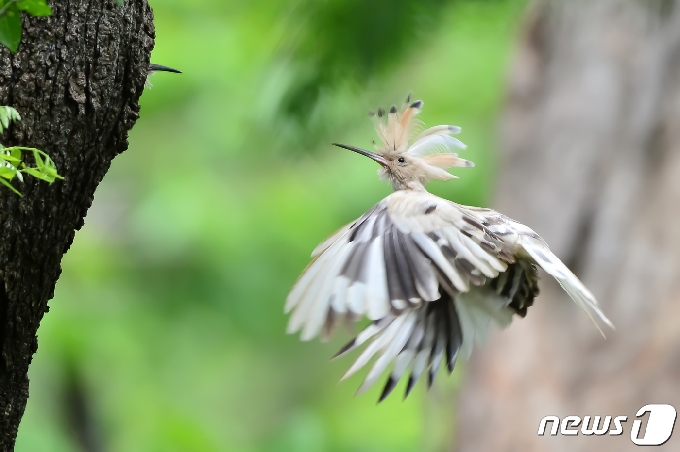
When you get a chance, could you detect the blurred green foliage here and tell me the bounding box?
[279,0,449,120]
[15,0,526,450]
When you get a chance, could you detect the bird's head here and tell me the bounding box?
[333,96,472,191]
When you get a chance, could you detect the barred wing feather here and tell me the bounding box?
[286,191,514,341]
[286,191,613,400]
[520,236,613,335]
[469,206,614,335]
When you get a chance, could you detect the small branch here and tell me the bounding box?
[0,0,19,19]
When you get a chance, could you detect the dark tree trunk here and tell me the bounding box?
[0,1,154,449]
[455,0,680,451]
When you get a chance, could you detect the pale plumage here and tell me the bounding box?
[286,95,613,401]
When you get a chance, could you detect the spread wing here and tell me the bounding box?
[285,190,516,341]
[286,192,613,400]
[466,205,614,335]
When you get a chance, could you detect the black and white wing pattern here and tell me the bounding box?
[462,205,613,335]
[285,190,612,400]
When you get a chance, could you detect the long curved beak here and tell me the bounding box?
[332,143,388,167]
[149,64,182,74]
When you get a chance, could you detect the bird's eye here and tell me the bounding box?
[398,157,406,163]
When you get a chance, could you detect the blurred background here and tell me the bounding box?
[15,0,680,450]
[15,0,527,450]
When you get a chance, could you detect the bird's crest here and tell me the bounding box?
[335,94,474,190]
[370,93,470,165]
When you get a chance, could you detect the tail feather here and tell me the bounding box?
[454,289,514,359]
[333,288,512,401]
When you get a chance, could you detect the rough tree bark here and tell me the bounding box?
[0,1,154,449]
[456,0,680,451]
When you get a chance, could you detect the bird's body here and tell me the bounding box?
[285,96,612,401]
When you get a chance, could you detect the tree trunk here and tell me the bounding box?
[456,0,680,450]
[0,2,154,449]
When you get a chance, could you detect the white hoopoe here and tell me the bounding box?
[285,95,613,402]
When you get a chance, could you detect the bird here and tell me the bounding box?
[145,63,182,87]
[285,94,614,402]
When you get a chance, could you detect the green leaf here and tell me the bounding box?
[0,108,8,131]
[21,166,52,181]
[0,106,20,133]
[0,175,21,195]
[114,0,123,6]
[20,166,40,176]
[27,168,57,182]
[0,165,16,179]
[31,148,44,167]
[0,3,21,53]
[17,0,51,16]
[0,153,20,164]
[6,106,20,121]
